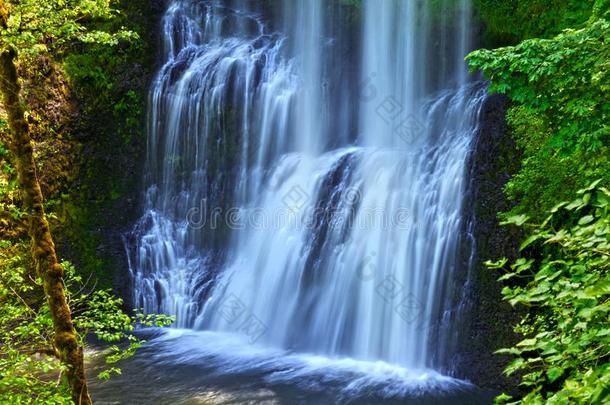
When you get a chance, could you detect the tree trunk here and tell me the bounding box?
[0,13,92,404]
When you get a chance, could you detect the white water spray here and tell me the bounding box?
[129,0,485,377]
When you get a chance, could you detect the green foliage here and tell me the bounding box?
[2,0,154,288]
[0,241,68,404]
[0,140,23,226]
[594,0,610,19]
[1,0,144,148]
[73,287,173,380]
[467,9,610,220]
[487,182,610,404]
[0,241,173,403]
[471,3,610,401]
[0,0,136,55]
[63,47,144,145]
[59,37,148,284]
[474,0,594,44]
[1,1,168,401]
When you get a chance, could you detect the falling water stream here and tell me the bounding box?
[99,0,496,403]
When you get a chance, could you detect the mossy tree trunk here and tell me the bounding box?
[0,4,92,404]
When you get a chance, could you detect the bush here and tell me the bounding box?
[0,240,173,403]
[468,10,610,221]
[487,182,610,403]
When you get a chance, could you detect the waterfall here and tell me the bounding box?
[128,0,485,377]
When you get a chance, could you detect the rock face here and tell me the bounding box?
[455,92,523,393]
[53,0,167,304]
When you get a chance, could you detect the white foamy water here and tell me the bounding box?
[126,0,485,394]
[149,329,473,397]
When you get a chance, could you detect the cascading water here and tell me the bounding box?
[129,0,298,327]
[128,0,486,391]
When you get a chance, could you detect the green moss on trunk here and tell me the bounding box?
[0,44,91,404]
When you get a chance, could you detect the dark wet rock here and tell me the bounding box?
[454,92,524,394]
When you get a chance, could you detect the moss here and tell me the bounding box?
[0,39,92,404]
[474,0,594,46]
[47,0,163,292]
[1,0,163,295]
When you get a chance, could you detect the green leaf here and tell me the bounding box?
[578,215,595,225]
[520,234,542,250]
[547,367,564,383]
[502,214,530,227]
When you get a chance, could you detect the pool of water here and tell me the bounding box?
[89,330,497,404]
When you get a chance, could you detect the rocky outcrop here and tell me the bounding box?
[53,0,167,303]
[456,92,524,394]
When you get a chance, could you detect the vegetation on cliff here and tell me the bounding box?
[474,0,595,44]
[0,0,171,402]
[469,6,610,221]
[0,245,171,402]
[488,184,610,403]
[469,0,610,402]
